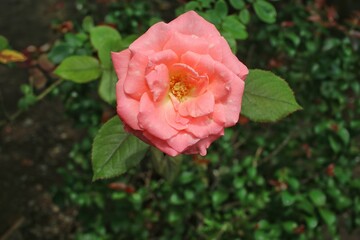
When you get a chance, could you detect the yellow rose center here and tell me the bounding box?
[169,74,191,101]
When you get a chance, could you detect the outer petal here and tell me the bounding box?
[129,22,173,54]
[113,50,142,131]
[178,91,215,118]
[143,131,180,156]
[112,49,131,84]
[186,116,224,138]
[164,31,209,56]
[217,37,249,79]
[184,134,222,156]
[168,11,221,38]
[145,64,169,102]
[123,52,149,100]
[138,93,178,140]
[221,72,245,127]
[167,131,199,153]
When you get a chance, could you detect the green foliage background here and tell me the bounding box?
[33,0,360,239]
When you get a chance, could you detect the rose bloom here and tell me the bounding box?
[112,11,248,157]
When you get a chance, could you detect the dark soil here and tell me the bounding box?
[0,1,80,239]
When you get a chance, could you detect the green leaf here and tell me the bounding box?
[253,0,277,24]
[184,2,200,11]
[229,0,245,10]
[212,190,229,206]
[242,69,302,122]
[215,0,228,18]
[98,68,117,104]
[222,15,248,40]
[48,43,75,64]
[92,116,150,180]
[281,191,296,206]
[305,217,318,229]
[319,208,336,226]
[328,136,341,153]
[150,147,182,182]
[309,189,326,207]
[337,127,350,145]
[283,221,297,233]
[90,26,121,50]
[0,35,9,50]
[82,16,94,32]
[90,26,122,67]
[239,9,250,24]
[54,56,101,83]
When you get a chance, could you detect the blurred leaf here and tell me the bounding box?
[184,2,200,11]
[54,56,101,83]
[305,216,318,229]
[319,208,336,226]
[48,43,75,64]
[283,221,297,233]
[229,0,245,10]
[337,128,350,145]
[242,69,302,122]
[281,191,296,206]
[18,84,37,110]
[215,0,228,18]
[239,9,250,24]
[82,16,94,32]
[0,49,27,64]
[212,190,229,206]
[222,15,248,40]
[64,33,87,47]
[297,198,315,214]
[98,68,117,104]
[92,116,150,180]
[0,35,9,50]
[328,136,341,153]
[150,147,182,182]
[309,189,326,207]
[253,0,277,24]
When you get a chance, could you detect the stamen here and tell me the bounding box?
[169,75,191,101]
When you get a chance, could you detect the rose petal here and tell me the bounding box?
[116,81,141,131]
[112,49,131,84]
[207,62,233,101]
[186,116,224,138]
[212,104,226,125]
[130,22,172,54]
[168,11,220,38]
[217,37,249,79]
[143,131,180,156]
[178,91,215,118]
[184,134,222,156]
[123,52,149,100]
[145,64,169,101]
[113,50,142,131]
[167,131,199,153]
[181,51,215,77]
[138,93,178,140]
[148,49,178,69]
[221,72,245,127]
[165,105,189,130]
[164,31,209,56]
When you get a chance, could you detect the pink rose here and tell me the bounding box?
[112,11,248,157]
